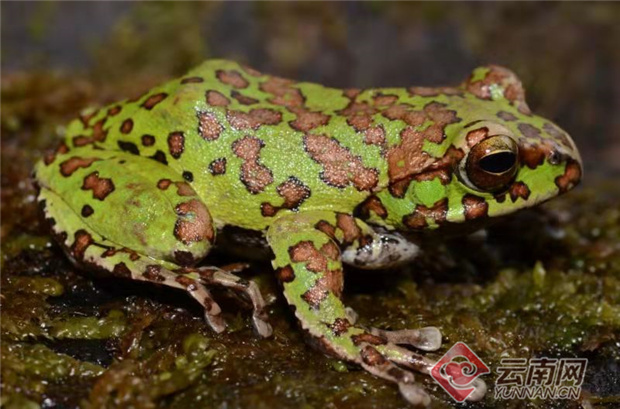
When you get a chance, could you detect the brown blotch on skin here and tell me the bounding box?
[408,86,462,97]
[174,199,214,244]
[508,181,531,202]
[329,318,351,336]
[301,283,330,309]
[260,77,304,107]
[315,220,336,239]
[336,213,362,245]
[352,333,388,346]
[81,205,94,218]
[419,146,465,185]
[175,182,196,197]
[144,265,165,282]
[497,111,518,121]
[231,90,259,105]
[175,275,197,291]
[232,136,273,194]
[216,69,249,88]
[520,143,546,169]
[150,150,168,165]
[360,345,387,366]
[71,230,93,261]
[107,106,122,116]
[261,176,311,217]
[373,93,398,106]
[120,119,134,134]
[555,159,582,193]
[403,198,448,230]
[181,76,204,84]
[198,111,224,141]
[386,127,433,186]
[141,134,156,146]
[388,175,414,198]
[101,247,139,261]
[518,123,542,140]
[82,172,115,200]
[289,241,328,273]
[463,194,489,220]
[343,88,361,99]
[118,141,139,155]
[141,93,168,110]
[304,134,378,191]
[320,241,340,261]
[364,125,386,147]
[112,262,132,278]
[543,123,572,148]
[289,109,330,132]
[167,131,185,159]
[276,265,295,283]
[227,108,282,130]
[358,196,388,220]
[206,90,230,107]
[383,101,460,144]
[44,141,69,165]
[174,251,196,266]
[79,110,99,128]
[60,157,100,177]
[92,118,108,142]
[347,115,373,134]
[466,127,490,148]
[208,158,227,175]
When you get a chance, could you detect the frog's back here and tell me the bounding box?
[59,60,392,229]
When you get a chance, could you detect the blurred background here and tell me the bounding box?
[2,1,618,175]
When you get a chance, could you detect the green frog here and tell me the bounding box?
[34,60,582,405]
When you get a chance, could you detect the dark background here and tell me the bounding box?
[2,1,619,176]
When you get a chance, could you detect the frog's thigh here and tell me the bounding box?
[37,185,226,332]
[341,226,420,269]
[37,151,214,265]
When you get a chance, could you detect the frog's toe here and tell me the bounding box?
[192,267,272,337]
[371,326,442,351]
[399,383,431,407]
[359,345,430,407]
[252,314,273,338]
[465,378,487,402]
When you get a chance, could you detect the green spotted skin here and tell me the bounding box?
[34,60,582,406]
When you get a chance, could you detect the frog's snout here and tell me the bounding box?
[517,125,583,195]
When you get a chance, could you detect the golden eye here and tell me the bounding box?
[464,135,518,192]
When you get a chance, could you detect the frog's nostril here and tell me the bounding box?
[549,150,561,165]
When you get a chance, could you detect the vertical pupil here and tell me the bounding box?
[478,152,515,173]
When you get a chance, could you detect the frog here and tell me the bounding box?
[33,59,582,406]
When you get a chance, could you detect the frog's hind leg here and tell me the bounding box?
[181,267,272,337]
[34,150,270,335]
[267,211,486,406]
[38,185,228,332]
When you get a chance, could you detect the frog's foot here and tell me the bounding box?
[377,342,487,402]
[357,342,432,407]
[189,267,273,337]
[369,326,442,351]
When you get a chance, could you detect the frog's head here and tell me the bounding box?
[375,65,582,232]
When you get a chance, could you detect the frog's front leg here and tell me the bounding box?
[34,150,271,337]
[267,212,443,406]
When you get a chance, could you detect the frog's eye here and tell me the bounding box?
[463,135,519,192]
